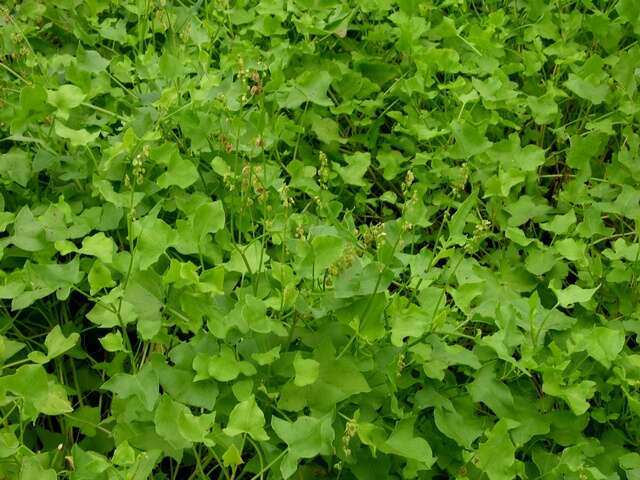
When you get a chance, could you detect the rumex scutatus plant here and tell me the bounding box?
[0,0,640,478]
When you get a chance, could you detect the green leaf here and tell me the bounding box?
[123,273,164,340]
[310,115,346,144]
[69,445,113,479]
[75,47,110,73]
[10,207,47,252]
[272,415,334,479]
[27,258,83,297]
[54,122,99,146]
[198,266,225,295]
[20,456,57,480]
[434,398,486,449]
[540,210,576,235]
[617,0,640,33]
[468,365,515,419]
[154,395,215,450]
[333,261,394,299]
[226,241,269,274]
[304,354,371,411]
[65,406,102,437]
[564,73,609,105]
[333,152,371,187]
[620,452,640,471]
[0,335,25,364]
[99,331,124,352]
[506,227,536,246]
[449,120,492,159]
[383,418,434,466]
[293,355,320,387]
[0,148,32,187]
[80,233,117,264]
[211,156,232,177]
[566,133,607,175]
[47,84,85,119]
[505,195,551,227]
[222,444,244,468]
[242,295,286,336]
[308,235,345,276]
[527,93,558,124]
[112,441,136,466]
[86,295,136,329]
[27,325,79,363]
[193,200,225,240]
[194,346,249,382]
[152,143,199,189]
[376,149,405,180]
[551,283,599,308]
[88,259,115,295]
[570,326,625,369]
[151,355,218,409]
[223,395,269,441]
[0,429,20,458]
[543,371,596,415]
[0,364,72,415]
[251,346,281,366]
[489,135,546,172]
[448,192,477,241]
[554,238,586,262]
[525,248,557,276]
[612,46,640,95]
[163,259,199,288]
[475,419,517,480]
[101,363,159,411]
[281,71,334,109]
[390,291,440,346]
[135,213,176,270]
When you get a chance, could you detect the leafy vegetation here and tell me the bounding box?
[1,0,640,478]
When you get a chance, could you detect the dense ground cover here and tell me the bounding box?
[1,0,640,478]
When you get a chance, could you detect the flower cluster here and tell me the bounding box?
[124,145,149,187]
[361,223,386,249]
[451,162,469,198]
[318,151,330,188]
[342,417,358,457]
[401,169,415,196]
[465,217,492,253]
[278,185,291,208]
